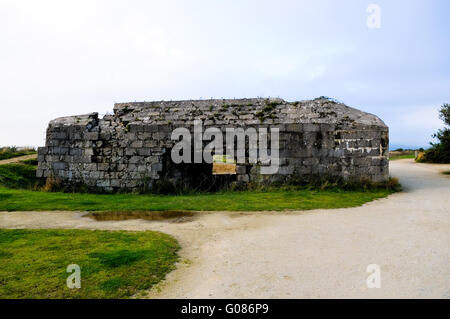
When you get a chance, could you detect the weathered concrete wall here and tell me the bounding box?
[37,98,389,192]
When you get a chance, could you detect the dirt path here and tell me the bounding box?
[0,159,449,298]
[0,154,37,165]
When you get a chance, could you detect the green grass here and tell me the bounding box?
[0,164,41,189]
[389,154,415,161]
[20,158,39,166]
[0,159,395,212]
[0,228,179,298]
[0,147,36,161]
[443,171,450,175]
[0,186,392,212]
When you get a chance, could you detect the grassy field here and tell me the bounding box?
[0,228,179,298]
[0,147,36,161]
[0,161,395,212]
[0,186,393,212]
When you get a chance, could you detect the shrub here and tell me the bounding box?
[41,175,63,192]
[419,103,450,163]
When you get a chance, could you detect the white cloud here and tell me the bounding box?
[385,104,443,148]
[0,0,448,147]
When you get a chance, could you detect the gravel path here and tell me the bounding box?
[0,154,37,165]
[1,159,449,298]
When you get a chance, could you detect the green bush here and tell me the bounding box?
[419,103,450,163]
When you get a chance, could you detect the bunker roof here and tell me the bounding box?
[49,97,387,129]
[112,97,386,128]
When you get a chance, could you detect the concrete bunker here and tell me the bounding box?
[37,97,389,192]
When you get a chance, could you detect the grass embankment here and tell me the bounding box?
[0,147,36,161]
[0,163,40,189]
[0,229,179,298]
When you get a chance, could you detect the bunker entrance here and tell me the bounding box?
[161,151,236,192]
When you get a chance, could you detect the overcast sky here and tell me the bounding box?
[1,0,449,149]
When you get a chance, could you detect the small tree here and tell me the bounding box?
[420,103,450,163]
[439,103,450,125]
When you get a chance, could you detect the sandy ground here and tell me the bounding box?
[0,159,449,298]
[0,154,37,165]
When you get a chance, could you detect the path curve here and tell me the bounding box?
[0,159,449,298]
